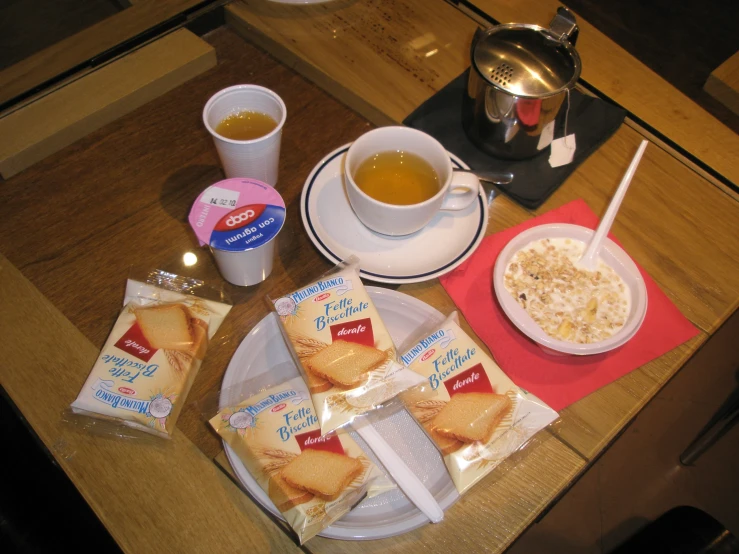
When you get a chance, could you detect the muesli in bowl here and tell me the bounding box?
[493,223,648,355]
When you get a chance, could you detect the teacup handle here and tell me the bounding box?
[440,171,481,211]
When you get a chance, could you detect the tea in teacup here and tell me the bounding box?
[215,110,278,141]
[353,151,440,205]
[345,126,480,236]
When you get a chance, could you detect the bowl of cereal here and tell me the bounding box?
[493,223,648,355]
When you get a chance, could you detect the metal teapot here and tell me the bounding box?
[463,8,581,160]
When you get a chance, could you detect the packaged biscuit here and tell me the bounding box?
[70,274,232,438]
[400,312,557,494]
[270,258,424,434]
[210,376,395,544]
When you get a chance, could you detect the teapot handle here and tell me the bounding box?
[549,7,578,45]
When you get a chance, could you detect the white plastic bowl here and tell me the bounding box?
[493,223,648,356]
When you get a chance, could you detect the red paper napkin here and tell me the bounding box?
[439,199,700,411]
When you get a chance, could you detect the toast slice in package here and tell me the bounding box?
[210,376,395,544]
[269,257,424,434]
[70,275,231,438]
[400,312,558,494]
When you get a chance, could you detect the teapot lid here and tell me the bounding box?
[472,23,581,98]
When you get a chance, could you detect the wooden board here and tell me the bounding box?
[225,0,478,127]
[551,338,703,459]
[0,252,302,554]
[705,50,739,116]
[0,29,216,179]
[0,0,205,107]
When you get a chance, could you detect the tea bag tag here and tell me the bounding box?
[549,134,576,168]
[537,120,555,151]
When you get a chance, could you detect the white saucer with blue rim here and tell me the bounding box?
[301,143,489,284]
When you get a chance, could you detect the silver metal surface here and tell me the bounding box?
[471,24,579,98]
[463,7,581,160]
[453,167,513,186]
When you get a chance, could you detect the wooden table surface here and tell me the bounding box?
[1,2,738,552]
[226,0,739,192]
[0,0,206,109]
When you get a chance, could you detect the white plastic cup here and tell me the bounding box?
[203,85,287,186]
[344,126,481,236]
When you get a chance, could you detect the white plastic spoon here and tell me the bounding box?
[352,417,444,523]
[578,140,648,270]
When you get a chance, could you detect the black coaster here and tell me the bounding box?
[403,70,626,210]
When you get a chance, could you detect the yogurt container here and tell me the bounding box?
[189,178,286,286]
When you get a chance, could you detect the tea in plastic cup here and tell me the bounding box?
[203,85,286,186]
[189,178,286,286]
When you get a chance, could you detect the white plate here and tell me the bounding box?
[301,144,489,284]
[493,223,648,355]
[220,287,460,540]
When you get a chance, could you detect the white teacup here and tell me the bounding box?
[344,127,481,236]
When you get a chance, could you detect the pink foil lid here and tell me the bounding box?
[188,178,286,250]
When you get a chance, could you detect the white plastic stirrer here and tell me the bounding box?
[352,417,445,523]
[578,140,648,270]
